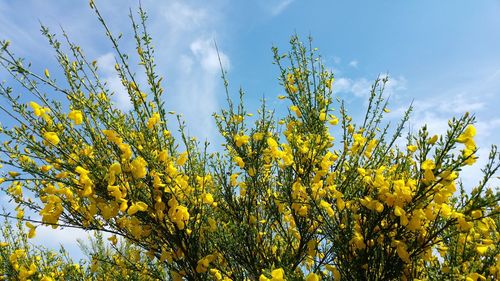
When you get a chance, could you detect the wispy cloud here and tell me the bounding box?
[334,75,407,99]
[162,1,210,33]
[267,0,294,16]
[33,225,89,258]
[152,1,230,142]
[385,68,500,192]
[168,36,230,141]
[97,52,132,111]
[85,0,230,142]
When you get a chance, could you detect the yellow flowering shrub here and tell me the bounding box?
[0,2,498,280]
[0,218,165,280]
[0,218,86,280]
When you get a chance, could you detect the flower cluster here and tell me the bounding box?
[0,3,498,280]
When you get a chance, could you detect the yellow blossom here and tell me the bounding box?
[128,201,148,215]
[203,193,214,205]
[234,134,250,147]
[43,132,60,145]
[26,222,36,238]
[68,110,83,125]
[427,134,438,144]
[306,272,320,281]
[235,156,245,168]
[147,113,161,129]
[290,105,302,117]
[130,157,147,179]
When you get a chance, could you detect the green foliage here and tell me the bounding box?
[0,2,499,280]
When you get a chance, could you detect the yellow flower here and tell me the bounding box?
[26,222,36,238]
[68,110,83,125]
[319,111,326,121]
[108,162,122,185]
[306,272,320,281]
[253,132,265,141]
[30,101,43,116]
[176,151,188,166]
[40,165,52,173]
[407,145,417,152]
[260,275,270,281]
[471,209,482,219]
[320,200,335,217]
[290,105,302,118]
[30,101,51,121]
[168,204,190,230]
[127,201,148,215]
[234,134,250,147]
[267,137,278,149]
[8,171,20,177]
[75,166,90,175]
[102,129,122,144]
[427,134,438,144]
[119,143,133,160]
[325,265,341,280]
[421,159,435,170]
[326,77,334,90]
[196,257,210,273]
[476,245,489,255]
[271,268,285,281]
[209,268,223,280]
[203,193,214,205]
[329,115,339,126]
[234,156,245,168]
[17,208,25,219]
[43,132,60,145]
[457,125,476,143]
[130,157,147,179]
[18,262,37,279]
[147,113,161,129]
[394,206,405,217]
[286,73,298,94]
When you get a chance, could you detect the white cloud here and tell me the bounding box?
[96,52,132,111]
[162,2,209,33]
[475,118,500,138]
[332,77,352,93]
[269,0,294,16]
[190,37,230,74]
[438,93,485,114]
[384,70,500,193]
[349,60,358,68]
[167,36,230,142]
[96,52,115,74]
[333,75,407,99]
[350,78,372,97]
[33,225,89,259]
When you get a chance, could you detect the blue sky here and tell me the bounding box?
[1,0,499,259]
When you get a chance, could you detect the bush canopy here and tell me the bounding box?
[0,2,499,281]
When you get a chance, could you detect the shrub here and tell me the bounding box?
[0,2,498,280]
